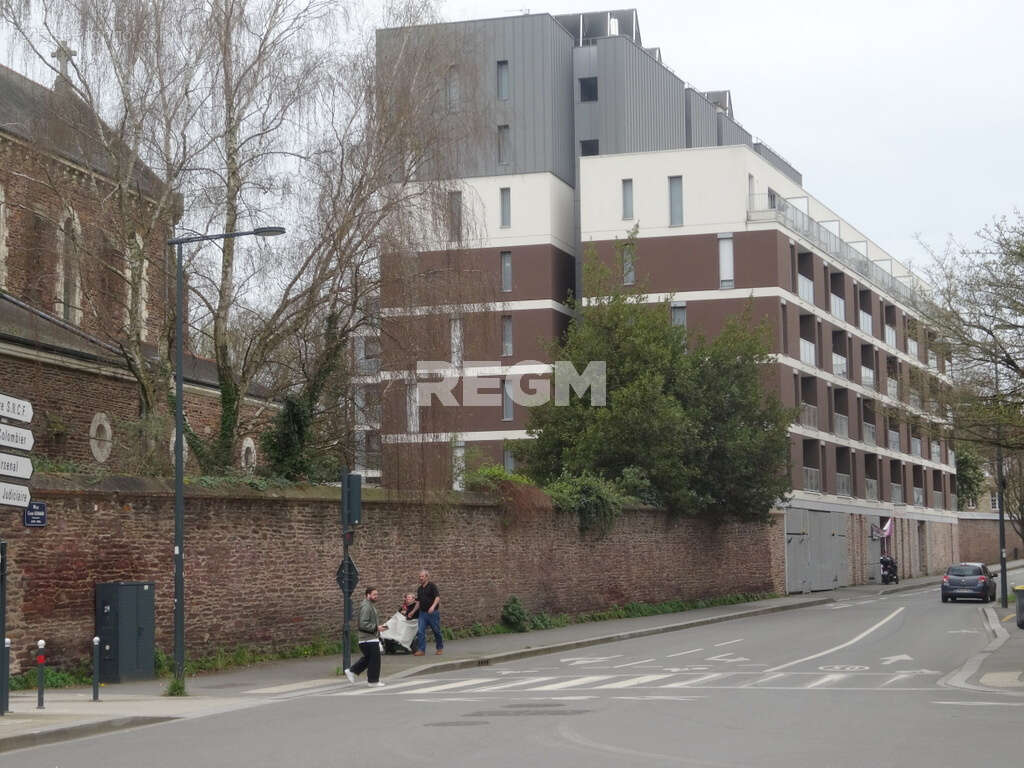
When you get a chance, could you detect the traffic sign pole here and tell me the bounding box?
[1,540,7,715]
[341,471,351,671]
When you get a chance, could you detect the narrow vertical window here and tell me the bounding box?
[450,317,463,366]
[0,183,7,289]
[406,383,419,433]
[60,216,80,324]
[452,440,466,491]
[496,60,509,101]
[446,65,458,112]
[718,235,734,289]
[447,190,462,241]
[623,243,636,286]
[502,378,514,421]
[498,125,510,165]
[503,446,517,473]
[500,251,512,292]
[671,302,686,327]
[579,76,598,102]
[502,315,513,357]
[668,176,683,226]
[622,178,633,220]
[499,187,511,228]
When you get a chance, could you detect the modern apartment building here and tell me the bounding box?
[369,8,968,588]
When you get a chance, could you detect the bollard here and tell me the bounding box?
[36,639,45,710]
[92,636,100,701]
[1015,586,1024,630]
[1,637,9,715]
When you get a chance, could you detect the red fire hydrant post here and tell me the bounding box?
[36,639,45,710]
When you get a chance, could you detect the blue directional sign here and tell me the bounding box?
[23,501,46,527]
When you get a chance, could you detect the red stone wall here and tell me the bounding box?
[958,518,1024,565]
[0,476,785,673]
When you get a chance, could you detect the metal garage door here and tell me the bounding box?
[785,508,848,592]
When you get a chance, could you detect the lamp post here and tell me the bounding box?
[166,226,285,687]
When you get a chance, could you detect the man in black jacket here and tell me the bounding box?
[345,586,389,686]
[413,569,444,656]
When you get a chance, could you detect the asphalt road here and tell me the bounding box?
[7,579,1024,768]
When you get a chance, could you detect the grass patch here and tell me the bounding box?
[154,636,343,679]
[8,663,92,691]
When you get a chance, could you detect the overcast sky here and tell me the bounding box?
[444,0,1024,273]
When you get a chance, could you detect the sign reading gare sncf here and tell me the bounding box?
[0,392,33,509]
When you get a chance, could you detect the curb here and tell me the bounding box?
[0,716,175,755]
[877,581,937,596]
[393,597,834,679]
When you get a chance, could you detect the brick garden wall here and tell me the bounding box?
[958,518,1024,565]
[0,476,785,673]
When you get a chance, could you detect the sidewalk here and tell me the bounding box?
[0,593,829,752]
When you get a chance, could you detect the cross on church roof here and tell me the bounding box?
[51,40,77,79]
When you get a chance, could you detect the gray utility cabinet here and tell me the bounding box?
[95,581,156,683]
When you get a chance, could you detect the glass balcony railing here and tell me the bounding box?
[832,353,849,379]
[887,378,899,400]
[836,472,852,497]
[885,325,897,347]
[928,350,938,370]
[861,366,875,389]
[891,483,904,505]
[888,429,901,452]
[909,392,922,409]
[911,437,922,457]
[931,441,941,461]
[865,477,879,500]
[803,466,821,492]
[834,413,849,439]
[800,338,816,366]
[932,492,944,510]
[913,487,925,507]
[830,293,846,320]
[799,402,818,429]
[859,310,873,334]
[949,449,956,468]
[951,493,958,510]
[863,422,876,446]
[798,273,815,304]
[907,338,919,358]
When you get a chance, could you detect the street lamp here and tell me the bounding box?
[166,226,285,688]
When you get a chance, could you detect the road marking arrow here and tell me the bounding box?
[559,655,622,666]
[947,630,980,634]
[705,653,750,663]
[881,654,914,665]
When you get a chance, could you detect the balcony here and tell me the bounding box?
[891,482,904,505]
[951,493,958,510]
[932,492,944,510]
[907,338,919,358]
[834,413,849,439]
[913,487,925,507]
[888,429,901,452]
[830,293,846,321]
[803,466,821,492]
[931,441,941,461]
[949,449,956,467]
[885,325,897,347]
[836,472,852,497]
[909,391,922,409]
[357,357,381,375]
[911,437,922,457]
[798,273,815,304]
[859,310,873,334]
[865,477,879,501]
[748,194,916,302]
[928,350,938,370]
[861,366,875,389]
[799,402,818,429]
[800,338,816,366]
[887,377,899,400]
[863,422,877,446]
[832,353,848,379]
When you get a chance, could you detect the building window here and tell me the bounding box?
[59,215,81,324]
[622,178,633,220]
[452,440,466,491]
[671,302,686,327]
[579,76,598,102]
[580,139,599,157]
[623,243,636,285]
[447,190,462,241]
[991,492,1000,511]
[406,382,419,433]
[719,235,734,289]
[500,187,511,228]
[450,317,463,366]
[502,378,514,421]
[503,446,517,473]
[446,65,458,112]
[500,251,512,292]
[668,175,683,227]
[502,315,513,357]
[496,60,509,101]
[498,124,510,165]
[0,183,7,289]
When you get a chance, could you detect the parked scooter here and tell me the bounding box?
[880,554,899,584]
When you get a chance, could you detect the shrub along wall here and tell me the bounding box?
[0,475,785,673]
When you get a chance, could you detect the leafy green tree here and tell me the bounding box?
[517,238,793,524]
[953,442,985,510]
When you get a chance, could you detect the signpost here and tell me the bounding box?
[337,472,363,671]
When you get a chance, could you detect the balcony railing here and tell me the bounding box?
[799,402,818,429]
[747,194,916,302]
[909,391,922,409]
[891,482,904,505]
[863,422,876,446]
[913,487,925,507]
[836,472,852,497]
[932,492,944,510]
[834,413,849,439]
[951,493,958,510]
[949,449,956,467]
[887,377,899,400]
[357,357,381,375]
[830,293,846,321]
[928,350,938,370]
[865,477,879,500]
[803,466,821,492]
[859,310,873,334]
[800,338,816,366]
[907,338,919,358]
[798,273,815,304]
[861,366,875,389]
[885,325,897,347]
[888,429,901,452]
[832,353,848,379]
[931,441,941,461]
[911,437,922,457]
